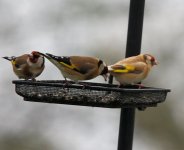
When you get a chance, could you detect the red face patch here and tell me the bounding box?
[31,51,40,58]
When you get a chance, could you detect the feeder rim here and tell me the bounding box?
[12,80,171,93]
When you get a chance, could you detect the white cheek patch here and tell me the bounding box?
[99,63,106,73]
[146,60,151,65]
[27,59,33,66]
[36,57,44,67]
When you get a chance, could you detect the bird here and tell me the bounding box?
[2,51,45,81]
[108,54,158,86]
[39,52,108,83]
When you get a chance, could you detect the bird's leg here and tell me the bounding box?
[62,78,70,88]
[61,78,71,93]
[64,77,68,84]
[62,78,76,90]
[31,78,36,82]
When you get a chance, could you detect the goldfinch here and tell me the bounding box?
[3,51,45,81]
[40,53,108,82]
[108,54,158,85]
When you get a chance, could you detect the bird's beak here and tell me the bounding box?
[153,61,158,65]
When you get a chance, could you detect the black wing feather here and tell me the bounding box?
[46,53,71,66]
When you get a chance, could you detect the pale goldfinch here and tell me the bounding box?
[3,51,45,81]
[108,54,158,85]
[40,52,108,82]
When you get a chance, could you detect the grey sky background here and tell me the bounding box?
[0,0,183,150]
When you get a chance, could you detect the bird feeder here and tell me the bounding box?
[12,0,170,150]
[13,80,169,108]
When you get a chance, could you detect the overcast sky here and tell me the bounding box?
[0,0,183,150]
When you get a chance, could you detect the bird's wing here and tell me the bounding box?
[110,62,146,74]
[69,56,98,74]
[13,54,29,69]
[45,54,97,74]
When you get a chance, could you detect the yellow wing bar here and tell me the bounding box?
[112,65,135,73]
[60,62,76,70]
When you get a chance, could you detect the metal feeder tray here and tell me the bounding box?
[12,80,170,108]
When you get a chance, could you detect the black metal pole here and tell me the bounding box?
[117,0,145,150]
[125,0,145,57]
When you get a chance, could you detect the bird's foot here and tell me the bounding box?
[78,82,90,89]
[62,80,71,88]
[135,84,144,89]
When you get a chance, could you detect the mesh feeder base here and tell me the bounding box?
[12,80,170,109]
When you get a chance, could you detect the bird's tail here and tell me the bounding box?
[36,52,48,58]
[45,53,71,64]
[2,56,16,61]
[45,53,60,61]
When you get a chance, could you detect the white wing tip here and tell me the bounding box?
[107,66,113,71]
